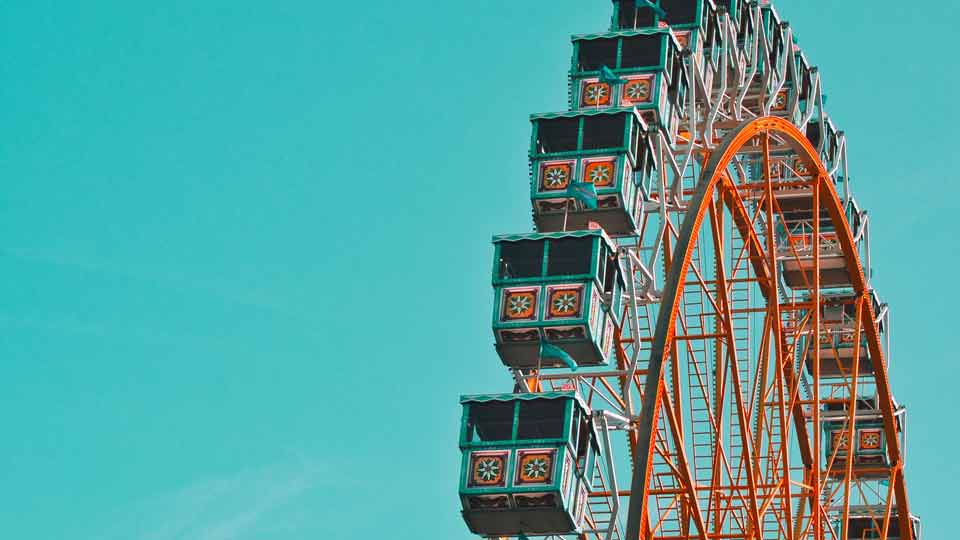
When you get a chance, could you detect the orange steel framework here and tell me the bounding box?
[620,117,912,540]
[509,115,915,540]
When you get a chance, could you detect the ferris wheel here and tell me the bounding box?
[456,2,920,540]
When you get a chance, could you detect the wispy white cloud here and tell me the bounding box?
[93,457,326,540]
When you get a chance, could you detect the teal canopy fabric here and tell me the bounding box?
[599,65,626,86]
[460,391,589,413]
[571,27,669,43]
[492,229,617,253]
[460,391,576,403]
[568,181,599,210]
[540,342,578,371]
[529,108,632,121]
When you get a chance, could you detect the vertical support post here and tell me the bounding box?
[811,173,822,540]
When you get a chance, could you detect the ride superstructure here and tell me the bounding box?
[457,1,920,539]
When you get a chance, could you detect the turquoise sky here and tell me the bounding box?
[0,1,953,538]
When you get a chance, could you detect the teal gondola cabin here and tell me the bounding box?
[609,0,732,37]
[570,29,687,143]
[491,229,624,369]
[458,392,599,537]
[607,0,749,79]
[798,293,888,378]
[775,195,865,290]
[529,109,655,235]
[843,507,922,540]
[756,5,789,75]
[806,114,842,174]
[822,396,905,476]
[792,49,814,118]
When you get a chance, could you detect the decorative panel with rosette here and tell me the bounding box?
[582,158,617,188]
[467,450,510,488]
[545,286,584,320]
[500,287,540,322]
[539,161,574,193]
[515,448,557,486]
[580,80,612,107]
[620,75,655,106]
[858,429,883,452]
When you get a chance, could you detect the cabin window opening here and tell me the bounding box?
[467,401,516,442]
[660,0,699,26]
[630,116,642,161]
[770,27,783,65]
[848,516,899,539]
[597,245,608,288]
[547,237,594,276]
[603,250,619,294]
[667,60,684,106]
[841,301,858,319]
[805,122,822,149]
[798,65,811,100]
[620,34,662,68]
[582,113,626,150]
[570,407,581,449]
[705,15,719,49]
[578,39,618,72]
[499,240,544,279]
[536,117,580,154]
[821,303,844,323]
[516,399,567,440]
[738,9,752,42]
[576,417,591,458]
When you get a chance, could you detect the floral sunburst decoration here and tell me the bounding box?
[543,166,570,189]
[523,458,549,479]
[509,295,533,315]
[624,80,650,102]
[477,458,502,481]
[588,164,611,185]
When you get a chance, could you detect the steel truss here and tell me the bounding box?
[496,4,912,540]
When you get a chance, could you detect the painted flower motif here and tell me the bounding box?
[503,290,537,320]
[523,458,548,479]
[517,452,554,484]
[860,431,882,450]
[553,293,577,312]
[509,295,532,315]
[586,85,608,101]
[477,458,502,481]
[623,80,651,103]
[542,164,571,191]
[470,453,507,486]
[773,91,789,111]
[585,162,613,187]
[833,431,850,451]
[548,289,581,318]
[582,82,611,106]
